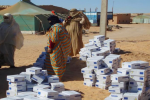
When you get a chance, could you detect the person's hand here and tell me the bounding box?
[47,48,52,53]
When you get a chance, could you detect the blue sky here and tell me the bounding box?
[0,0,150,13]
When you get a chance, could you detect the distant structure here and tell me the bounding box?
[132,15,150,24]
[109,13,131,24]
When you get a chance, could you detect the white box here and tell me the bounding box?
[81,67,94,74]
[8,81,26,87]
[86,56,103,67]
[33,85,50,92]
[26,67,42,75]
[105,97,121,100]
[111,74,129,82]
[41,70,48,76]
[83,74,95,79]
[109,93,123,99]
[128,86,144,92]
[79,56,87,61]
[103,58,117,65]
[85,46,100,52]
[96,74,111,81]
[62,91,81,100]
[96,79,111,84]
[2,96,24,100]
[58,92,71,100]
[18,92,37,97]
[129,80,145,87]
[51,82,64,90]
[95,82,111,89]
[47,75,59,83]
[83,81,95,87]
[117,68,130,75]
[130,75,145,82]
[19,72,32,83]
[26,84,37,91]
[92,51,105,57]
[84,78,95,83]
[94,68,111,75]
[6,90,17,97]
[84,43,94,47]
[51,88,65,93]
[122,62,140,69]
[7,75,25,82]
[89,39,94,44]
[31,73,46,84]
[130,69,147,76]
[123,93,140,100]
[37,89,58,99]
[109,86,126,93]
[111,82,127,88]
[9,86,26,92]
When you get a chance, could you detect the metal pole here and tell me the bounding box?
[100,0,108,39]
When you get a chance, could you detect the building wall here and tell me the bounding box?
[109,14,131,24]
[108,15,117,24]
[117,14,131,24]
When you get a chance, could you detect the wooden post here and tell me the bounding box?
[100,0,108,39]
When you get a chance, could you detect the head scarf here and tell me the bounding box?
[47,15,61,30]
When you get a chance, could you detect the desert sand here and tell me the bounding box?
[0,24,150,100]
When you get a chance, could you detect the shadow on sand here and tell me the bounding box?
[0,65,32,98]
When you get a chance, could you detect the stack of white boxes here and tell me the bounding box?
[104,39,116,53]
[6,75,26,97]
[2,66,82,100]
[79,35,118,61]
[105,60,150,100]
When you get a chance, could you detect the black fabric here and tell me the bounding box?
[47,15,61,30]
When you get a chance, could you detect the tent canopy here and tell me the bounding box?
[0,1,52,15]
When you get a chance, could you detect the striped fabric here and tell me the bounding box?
[45,23,71,80]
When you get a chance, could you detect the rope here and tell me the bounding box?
[34,15,45,34]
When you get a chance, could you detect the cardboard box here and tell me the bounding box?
[130,69,147,76]
[123,93,140,100]
[132,61,149,68]
[128,86,144,92]
[109,93,123,99]
[83,74,96,79]
[19,72,33,84]
[86,56,104,67]
[96,74,111,81]
[94,68,111,75]
[9,86,26,92]
[111,82,128,88]
[117,68,130,75]
[26,67,42,75]
[84,78,96,83]
[62,91,81,100]
[89,39,94,44]
[6,90,17,97]
[83,81,95,87]
[103,58,117,65]
[108,86,126,93]
[129,80,145,87]
[37,89,58,99]
[85,46,100,52]
[81,67,94,74]
[122,62,141,69]
[111,74,129,82]
[96,79,111,84]
[105,97,121,100]
[26,84,37,91]
[8,81,26,87]
[47,75,59,83]
[33,85,50,92]
[130,75,146,82]
[18,91,37,97]
[58,92,71,100]
[2,96,24,100]
[95,82,111,89]
[51,82,64,90]
[41,70,48,76]
[7,75,25,82]
[92,51,105,57]
[31,73,46,84]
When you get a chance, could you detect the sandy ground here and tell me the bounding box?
[0,24,150,100]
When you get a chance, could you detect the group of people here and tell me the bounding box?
[0,8,91,80]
